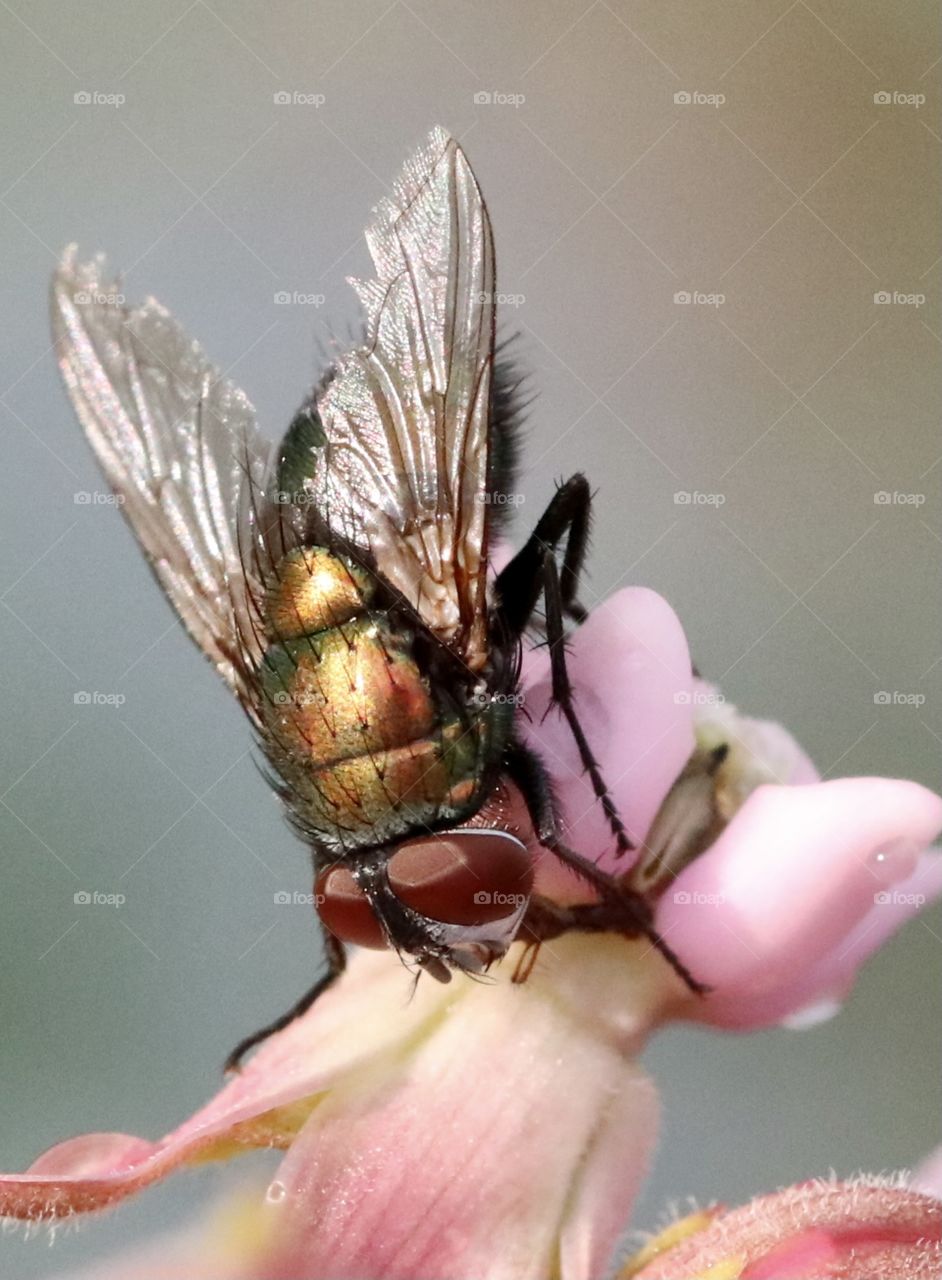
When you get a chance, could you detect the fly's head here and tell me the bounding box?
[314,785,536,979]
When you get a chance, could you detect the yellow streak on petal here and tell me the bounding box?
[200,1190,279,1269]
[621,1210,717,1276]
[188,1098,322,1166]
[691,1261,745,1280]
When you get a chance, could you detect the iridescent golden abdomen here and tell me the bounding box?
[295,721,484,839]
[262,619,437,764]
[259,546,488,852]
[266,546,375,639]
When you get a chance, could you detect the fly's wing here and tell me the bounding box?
[309,126,496,672]
[51,248,269,711]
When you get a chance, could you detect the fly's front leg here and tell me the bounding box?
[224,930,347,1074]
[495,475,633,857]
[505,742,708,996]
[540,550,634,856]
[495,473,591,633]
[515,893,707,995]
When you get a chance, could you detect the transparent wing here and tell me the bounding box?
[310,127,496,672]
[51,247,269,707]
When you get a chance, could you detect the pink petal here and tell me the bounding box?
[520,587,695,876]
[776,850,942,1028]
[256,935,660,1280]
[628,1181,941,1279]
[654,778,942,1027]
[0,949,454,1220]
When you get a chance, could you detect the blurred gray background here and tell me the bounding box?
[0,1,939,1275]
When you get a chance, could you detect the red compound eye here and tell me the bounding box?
[314,830,534,949]
[315,865,388,950]
[387,830,533,926]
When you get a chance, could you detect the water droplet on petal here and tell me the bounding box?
[869,839,919,886]
[266,1180,287,1205]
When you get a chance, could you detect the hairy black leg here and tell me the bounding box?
[540,551,634,856]
[495,475,631,855]
[494,473,591,632]
[555,477,590,623]
[517,894,707,995]
[505,741,708,995]
[224,931,347,1074]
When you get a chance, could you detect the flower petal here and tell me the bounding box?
[256,935,661,1280]
[777,849,942,1028]
[0,949,455,1220]
[625,1180,942,1279]
[655,778,942,1027]
[520,587,695,875]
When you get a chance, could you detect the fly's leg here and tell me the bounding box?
[495,475,632,856]
[495,474,591,630]
[541,550,634,856]
[224,931,346,1074]
[505,741,708,996]
[516,895,708,993]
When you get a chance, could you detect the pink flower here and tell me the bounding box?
[624,1180,941,1279]
[2,587,939,1279]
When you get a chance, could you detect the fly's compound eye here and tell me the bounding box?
[387,830,533,928]
[315,864,389,950]
[314,830,534,952]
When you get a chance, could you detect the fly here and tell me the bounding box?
[52,127,705,1072]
